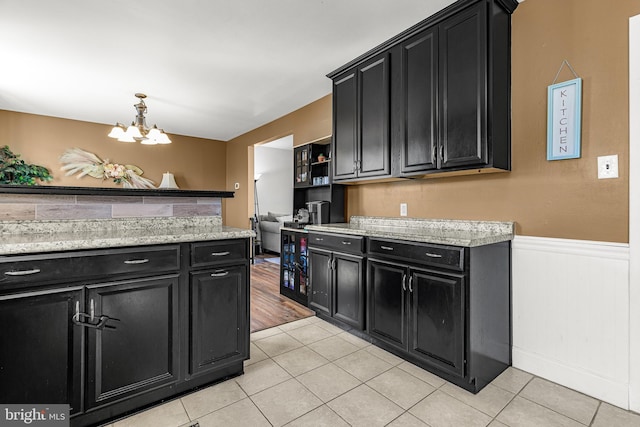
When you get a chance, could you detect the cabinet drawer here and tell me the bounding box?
[0,254,73,290]
[308,233,364,254]
[191,240,248,268]
[0,245,180,291]
[368,238,464,271]
[71,246,180,279]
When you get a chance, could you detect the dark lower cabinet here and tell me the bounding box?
[86,275,180,409]
[308,248,332,316]
[368,260,406,349]
[367,238,510,393]
[409,269,465,378]
[0,239,250,427]
[369,261,465,378]
[190,265,247,376]
[0,287,83,415]
[308,233,365,330]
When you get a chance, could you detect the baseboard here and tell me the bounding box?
[512,347,629,409]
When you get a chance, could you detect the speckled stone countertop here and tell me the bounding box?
[305,216,514,247]
[0,216,255,255]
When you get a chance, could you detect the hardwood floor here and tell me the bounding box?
[250,259,315,332]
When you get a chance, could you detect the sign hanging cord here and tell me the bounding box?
[552,60,580,84]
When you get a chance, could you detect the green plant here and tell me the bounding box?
[0,145,53,185]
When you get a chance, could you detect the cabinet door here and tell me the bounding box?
[294,145,310,188]
[400,28,438,174]
[367,259,407,350]
[0,287,83,414]
[409,268,465,378]
[439,3,487,169]
[333,71,358,180]
[86,275,180,409]
[332,252,364,330]
[358,53,391,178]
[280,231,296,295]
[190,265,248,376]
[308,248,332,316]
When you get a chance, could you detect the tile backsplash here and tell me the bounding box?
[0,193,222,221]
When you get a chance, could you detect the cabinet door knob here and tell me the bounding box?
[402,273,407,291]
[123,259,150,265]
[408,276,413,293]
[4,268,41,276]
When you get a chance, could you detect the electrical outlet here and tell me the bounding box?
[400,203,408,217]
[597,155,619,179]
[234,182,240,189]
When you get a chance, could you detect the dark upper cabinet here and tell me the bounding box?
[398,28,438,174]
[358,54,391,178]
[329,0,517,180]
[294,145,311,187]
[438,3,487,169]
[333,71,358,180]
[332,52,391,182]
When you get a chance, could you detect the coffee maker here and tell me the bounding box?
[306,201,330,225]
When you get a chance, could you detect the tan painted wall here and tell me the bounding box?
[0,110,227,192]
[224,95,332,228]
[226,0,638,243]
[2,0,636,241]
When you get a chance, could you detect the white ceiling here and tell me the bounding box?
[0,0,457,141]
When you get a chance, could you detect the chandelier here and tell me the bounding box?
[107,93,171,145]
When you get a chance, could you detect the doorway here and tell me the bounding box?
[250,135,315,332]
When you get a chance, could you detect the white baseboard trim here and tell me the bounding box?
[513,347,629,409]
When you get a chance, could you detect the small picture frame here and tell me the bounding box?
[547,78,582,160]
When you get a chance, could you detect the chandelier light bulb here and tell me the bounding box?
[107,94,171,145]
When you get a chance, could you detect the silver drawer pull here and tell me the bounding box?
[210,251,230,257]
[124,259,150,264]
[210,271,229,277]
[380,246,394,251]
[315,238,324,241]
[341,241,352,245]
[425,253,442,258]
[4,268,41,276]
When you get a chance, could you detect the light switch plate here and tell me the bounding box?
[597,155,619,179]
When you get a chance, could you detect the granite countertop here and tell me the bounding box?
[0,217,254,255]
[305,216,514,247]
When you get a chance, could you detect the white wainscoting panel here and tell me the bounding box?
[512,236,630,408]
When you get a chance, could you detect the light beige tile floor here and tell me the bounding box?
[107,317,640,427]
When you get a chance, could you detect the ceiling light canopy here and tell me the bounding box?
[108,93,171,145]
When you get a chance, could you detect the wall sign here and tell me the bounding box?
[547,77,582,160]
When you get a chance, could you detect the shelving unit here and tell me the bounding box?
[292,136,345,225]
